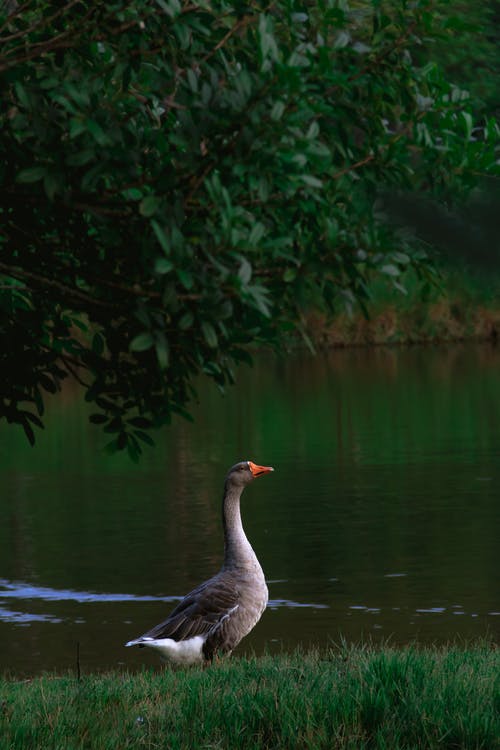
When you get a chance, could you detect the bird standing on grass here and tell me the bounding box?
[125,460,274,665]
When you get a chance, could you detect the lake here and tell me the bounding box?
[0,344,499,675]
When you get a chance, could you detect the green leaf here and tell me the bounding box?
[92,333,104,355]
[306,121,319,140]
[15,82,30,108]
[134,429,155,446]
[393,281,408,295]
[155,332,170,369]
[151,220,170,254]
[249,222,265,246]
[128,416,152,428]
[301,175,323,189]
[238,258,252,284]
[247,285,271,317]
[334,30,350,49]
[271,100,285,121]
[392,252,410,265]
[122,188,143,201]
[16,167,46,183]
[43,173,59,201]
[353,41,371,54]
[89,413,108,424]
[130,332,154,352]
[187,68,198,92]
[307,141,331,159]
[201,321,218,348]
[127,439,141,462]
[20,417,35,446]
[461,111,473,141]
[283,268,297,282]
[95,397,118,411]
[86,118,108,146]
[23,411,44,429]
[177,269,194,290]
[66,150,95,167]
[155,257,173,274]
[155,0,180,18]
[81,162,104,191]
[179,311,194,330]
[104,416,123,434]
[34,387,44,416]
[69,118,86,139]
[381,264,400,277]
[117,431,128,450]
[140,195,161,217]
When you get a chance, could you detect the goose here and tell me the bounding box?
[125,460,274,665]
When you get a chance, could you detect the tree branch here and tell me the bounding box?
[0,1,32,35]
[200,15,255,66]
[58,353,91,389]
[0,0,84,44]
[0,261,116,310]
[324,21,419,98]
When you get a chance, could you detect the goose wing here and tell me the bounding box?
[138,574,239,642]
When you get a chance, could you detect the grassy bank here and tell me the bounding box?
[310,266,500,348]
[1,644,499,749]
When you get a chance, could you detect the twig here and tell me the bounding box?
[0,1,33,36]
[0,3,97,71]
[201,15,254,66]
[76,641,81,681]
[60,355,90,389]
[0,40,74,72]
[184,160,217,206]
[331,153,375,181]
[71,202,132,218]
[0,0,83,44]
[324,20,419,98]
[0,261,116,310]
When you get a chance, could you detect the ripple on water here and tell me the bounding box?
[0,605,62,624]
[0,578,182,604]
[0,579,329,625]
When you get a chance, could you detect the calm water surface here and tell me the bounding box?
[0,345,499,675]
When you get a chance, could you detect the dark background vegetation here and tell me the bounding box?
[0,0,498,455]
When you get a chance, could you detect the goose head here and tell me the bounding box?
[225,460,274,488]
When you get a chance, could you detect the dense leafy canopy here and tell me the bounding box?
[0,0,498,456]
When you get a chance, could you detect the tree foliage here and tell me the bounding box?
[0,0,498,456]
[420,0,500,119]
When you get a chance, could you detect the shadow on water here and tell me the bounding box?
[0,344,499,674]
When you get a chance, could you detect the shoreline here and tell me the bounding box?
[307,302,499,349]
[1,644,498,749]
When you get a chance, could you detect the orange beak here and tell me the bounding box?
[248,461,274,478]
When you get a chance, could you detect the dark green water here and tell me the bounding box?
[1,345,499,675]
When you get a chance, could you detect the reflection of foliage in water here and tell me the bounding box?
[0,347,498,671]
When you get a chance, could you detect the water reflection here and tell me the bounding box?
[0,578,182,604]
[1,577,497,629]
[0,607,62,625]
[0,344,499,674]
[0,578,328,616]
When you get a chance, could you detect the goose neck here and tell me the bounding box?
[222,483,256,569]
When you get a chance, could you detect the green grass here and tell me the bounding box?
[1,644,499,749]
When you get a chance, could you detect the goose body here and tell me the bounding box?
[125,460,273,665]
